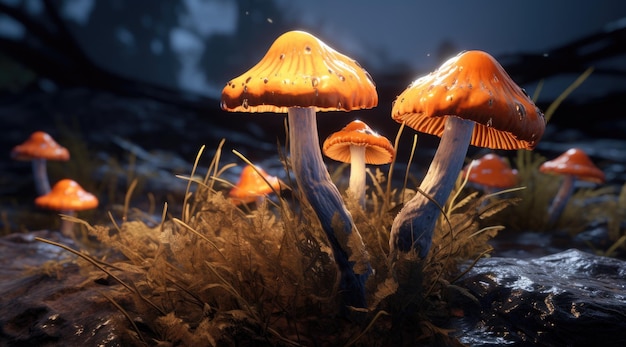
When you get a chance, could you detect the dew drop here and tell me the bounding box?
[279,53,285,60]
[263,78,268,84]
[242,99,249,109]
[243,85,248,93]
[446,95,453,102]
[338,74,346,82]
[304,46,311,54]
[486,117,493,127]
[328,68,333,74]
[311,77,319,87]
[515,102,526,120]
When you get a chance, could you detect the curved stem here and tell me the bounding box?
[288,107,370,308]
[547,175,575,225]
[390,116,474,258]
[349,145,366,208]
[32,158,51,195]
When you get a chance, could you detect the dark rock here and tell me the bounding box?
[0,231,131,347]
[456,249,626,346]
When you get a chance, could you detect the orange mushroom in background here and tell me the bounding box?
[539,148,605,225]
[463,153,519,193]
[323,120,394,208]
[389,50,545,258]
[35,179,99,237]
[228,164,281,206]
[220,30,377,308]
[11,131,70,195]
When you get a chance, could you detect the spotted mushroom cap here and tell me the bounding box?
[35,179,99,211]
[11,131,70,161]
[539,148,605,184]
[392,50,545,150]
[229,165,281,205]
[323,120,395,165]
[220,30,378,113]
[464,153,518,189]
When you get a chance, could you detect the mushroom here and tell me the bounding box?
[539,148,605,225]
[229,164,281,206]
[35,179,99,237]
[389,50,545,257]
[220,30,377,307]
[322,119,394,208]
[11,131,70,195]
[463,153,519,193]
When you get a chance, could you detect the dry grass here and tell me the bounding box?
[31,137,511,346]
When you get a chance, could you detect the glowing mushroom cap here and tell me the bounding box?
[539,148,605,184]
[11,131,70,161]
[35,179,99,211]
[229,165,281,205]
[323,120,395,165]
[220,30,378,113]
[392,50,545,150]
[464,153,518,188]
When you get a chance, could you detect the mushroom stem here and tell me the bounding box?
[32,158,51,195]
[288,107,370,308]
[348,145,367,208]
[59,210,76,238]
[547,175,576,225]
[390,116,475,257]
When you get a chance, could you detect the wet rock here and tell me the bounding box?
[456,249,626,346]
[0,231,130,346]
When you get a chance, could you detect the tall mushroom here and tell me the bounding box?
[389,50,545,258]
[539,148,605,225]
[220,30,377,307]
[11,131,70,195]
[35,179,99,237]
[323,119,394,208]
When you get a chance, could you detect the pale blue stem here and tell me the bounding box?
[390,116,475,258]
[288,107,371,308]
[32,158,51,195]
[547,175,575,225]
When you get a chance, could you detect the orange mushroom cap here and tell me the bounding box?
[392,50,545,150]
[220,30,378,113]
[11,131,70,161]
[229,165,281,205]
[539,148,605,184]
[35,179,99,211]
[464,153,518,189]
[323,120,395,165]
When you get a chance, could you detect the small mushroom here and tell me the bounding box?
[35,179,99,237]
[11,131,70,195]
[221,30,377,307]
[539,148,605,225]
[389,50,545,258]
[229,164,281,206]
[463,153,519,193]
[323,120,394,208]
